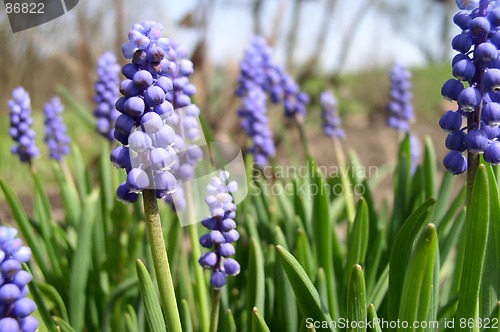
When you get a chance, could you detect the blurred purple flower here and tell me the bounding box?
[320,90,345,139]
[8,87,39,164]
[94,52,121,140]
[44,97,70,161]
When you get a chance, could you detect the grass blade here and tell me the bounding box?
[388,198,436,321]
[136,259,167,332]
[397,224,438,332]
[347,264,367,332]
[252,307,271,332]
[69,190,98,331]
[246,237,266,332]
[276,245,334,332]
[455,165,490,327]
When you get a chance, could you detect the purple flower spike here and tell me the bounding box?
[441,0,500,173]
[0,227,38,331]
[112,21,208,208]
[94,52,121,140]
[386,62,414,132]
[43,97,70,161]
[8,87,39,164]
[199,171,239,288]
[320,90,345,139]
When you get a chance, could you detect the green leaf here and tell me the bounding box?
[274,244,298,332]
[54,316,77,332]
[397,224,438,332]
[308,158,339,319]
[367,304,382,332]
[456,165,490,327]
[296,228,316,282]
[37,281,70,322]
[33,172,64,279]
[347,265,367,332]
[422,137,437,200]
[52,161,81,227]
[69,190,98,332]
[345,198,369,287]
[479,164,500,320]
[0,179,48,277]
[276,245,335,332]
[225,309,237,332]
[388,198,436,321]
[136,260,167,332]
[247,237,266,332]
[25,265,58,331]
[367,265,389,309]
[252,307,271,332]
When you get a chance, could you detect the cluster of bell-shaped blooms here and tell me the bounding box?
[8,87,39,164]
[235,37,309,167]
[43,97,70,161]
[94,52,121,140]
[111,21,181,203]
[0,226,38,332]
[440,0,500,174]
[386,62,414,132]
[198,171,240,289]
[320,90,345,139]
[160,40,204,210]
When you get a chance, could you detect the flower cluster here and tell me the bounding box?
[0,227,38,332]
[387,62,414,132]
[238,88,276,166]
[441,0,500,174]
[44,97,70,161]
[94,52,121,140]
[111,21,180,203]
[8,87,39,164]
[199,171,240,289]
[235,37,309,166]
[161,40,203,210]
[320,90,345,139]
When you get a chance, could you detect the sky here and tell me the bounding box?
[0,0,458,73]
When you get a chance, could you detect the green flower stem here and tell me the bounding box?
[142,189,182,332]
[184,183,210,332]
[332,137,356,224]
[209,289,221,332]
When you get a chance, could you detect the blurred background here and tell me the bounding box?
[0,0,459,200]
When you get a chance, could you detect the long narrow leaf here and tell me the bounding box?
[136,260,167,332]
[277,245,334,332]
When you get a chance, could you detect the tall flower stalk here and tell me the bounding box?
[111,21,182,332]
[320,90,355,223]
[198,171,240,332]
[442,0,499,325]
[43,97,70,161]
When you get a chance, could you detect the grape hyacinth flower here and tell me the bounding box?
[238,88,276,166]
[113,21,184,331]
[199,171,240,289]
[160,40,204,210]
[0,227,38,332]
[387,62,414,132]
[111,21,180,203]
[94,52,121,140]
[44,97,70,161]
[440,0,500,174]
[8,87,39,164]
[320,90,345,139]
